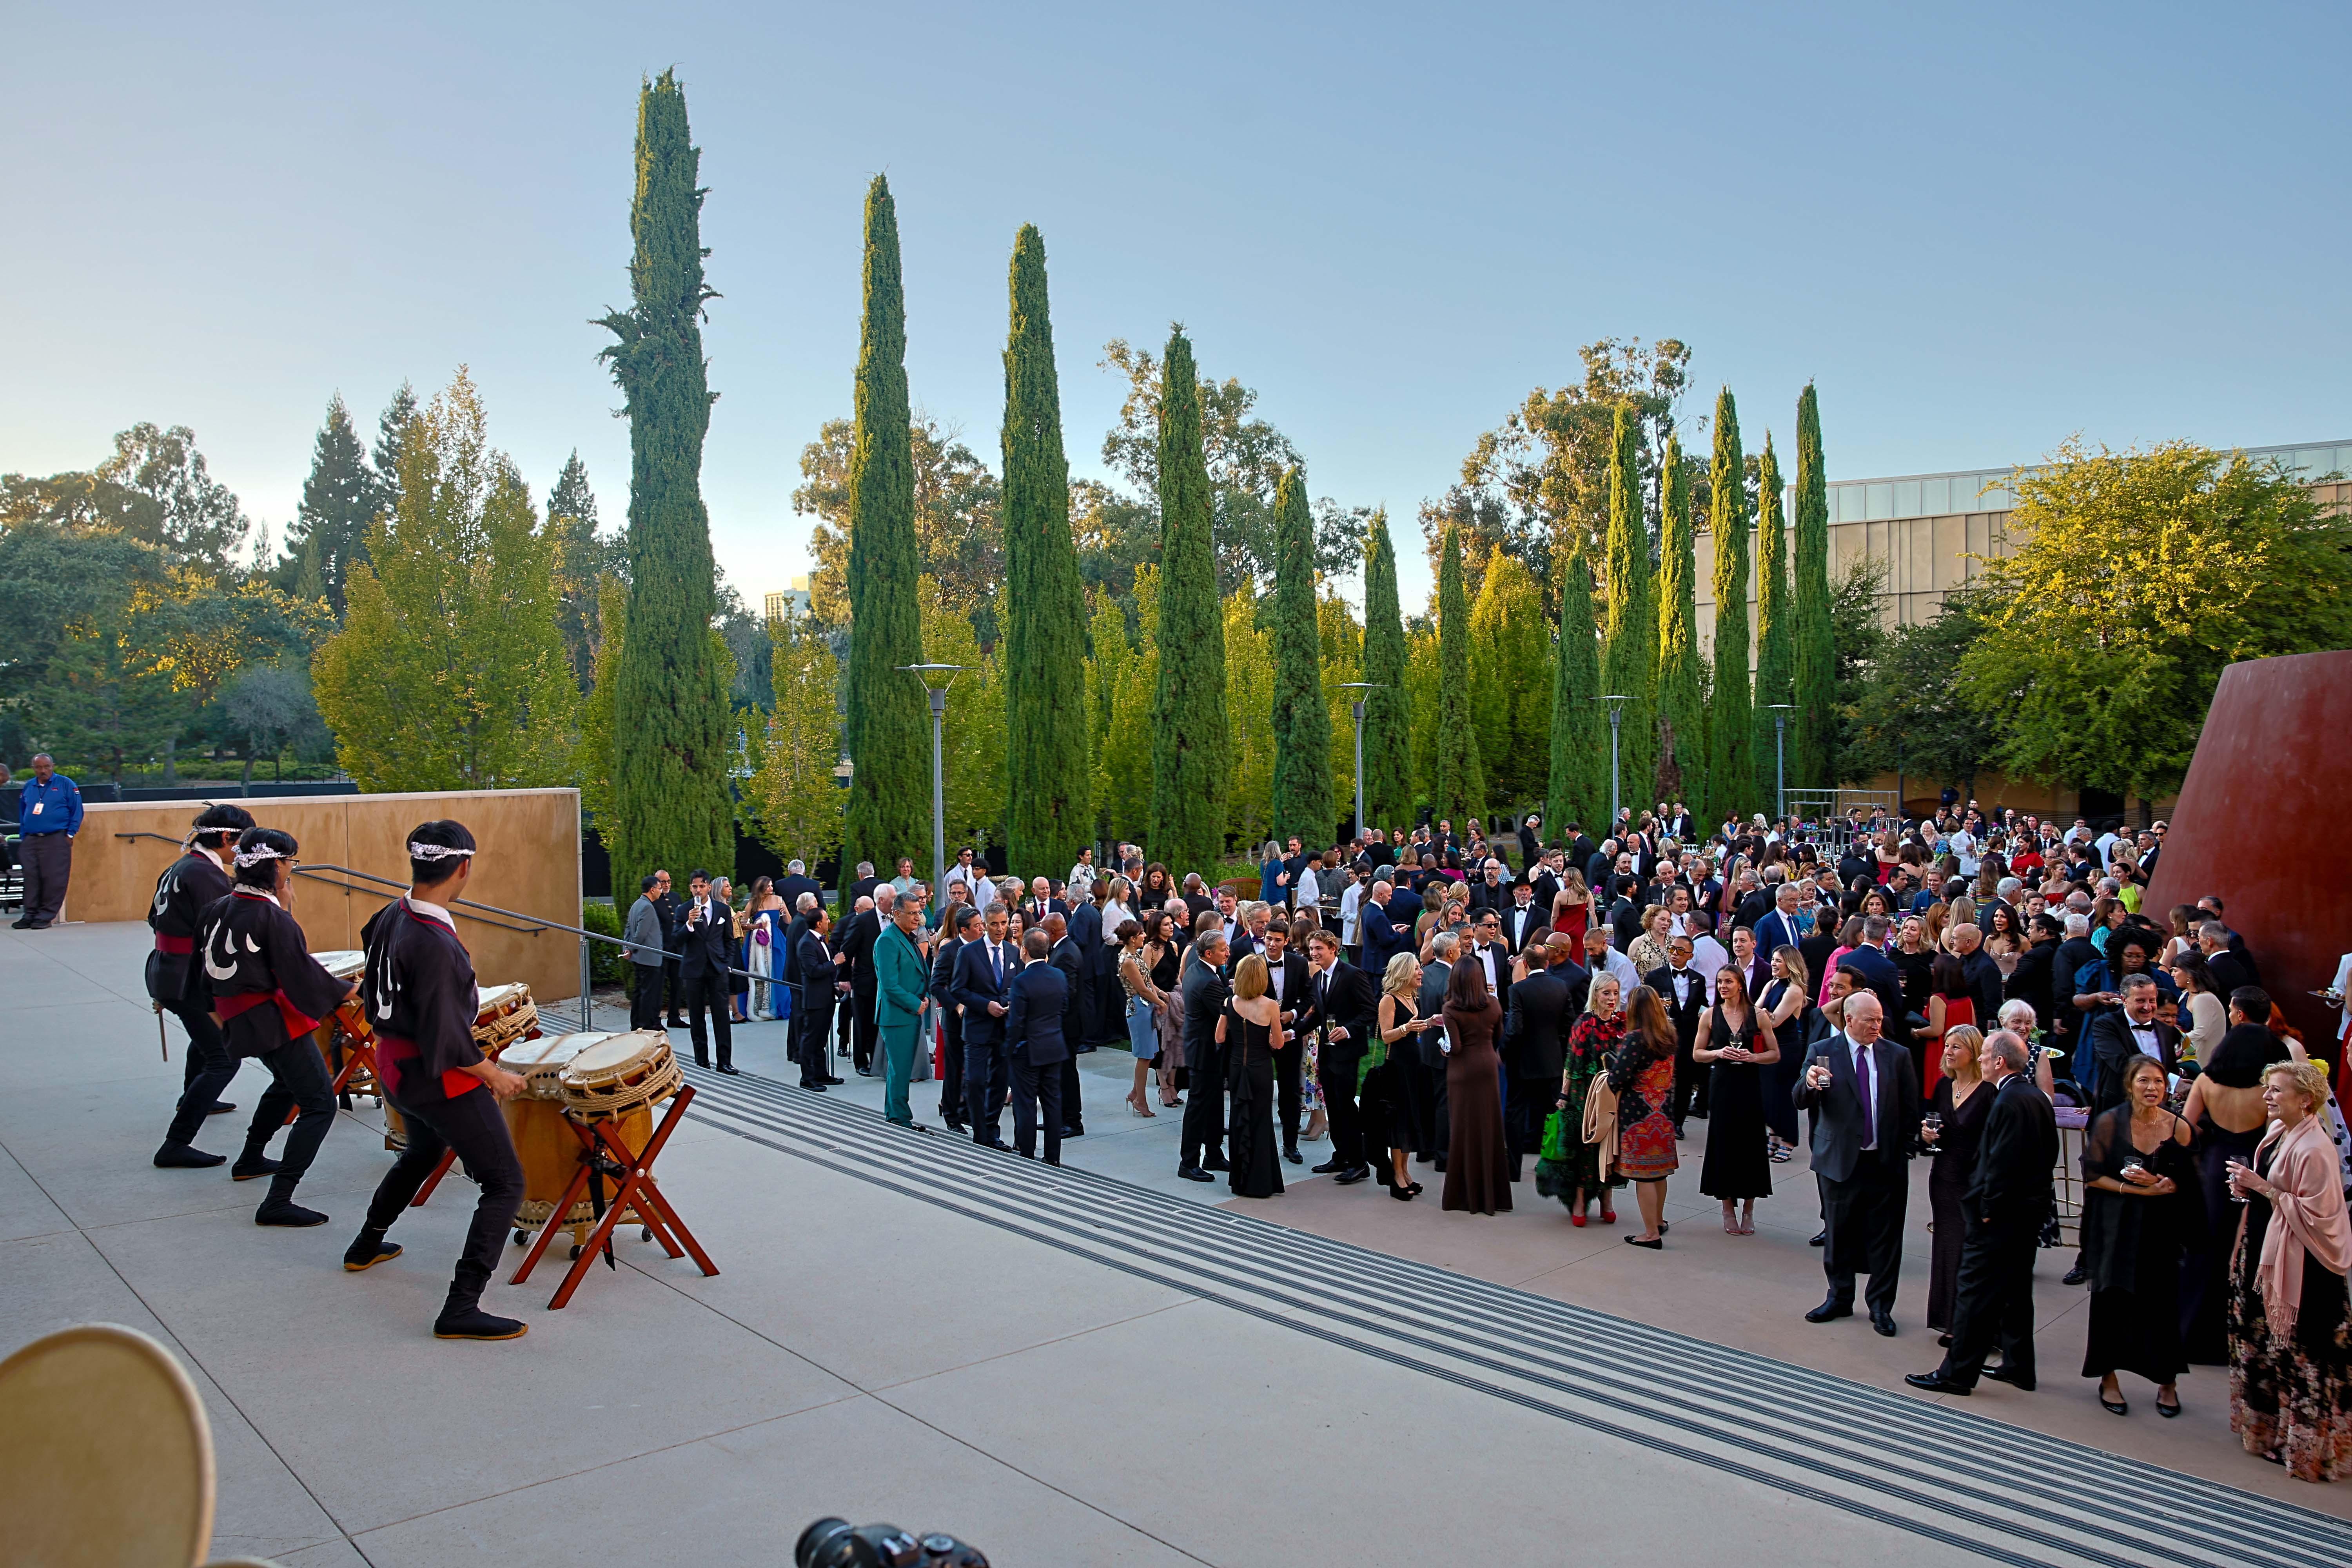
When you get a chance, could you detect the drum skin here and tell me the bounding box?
[506,1097,651,1229]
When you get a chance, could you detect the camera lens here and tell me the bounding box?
[796,1518,856,1568]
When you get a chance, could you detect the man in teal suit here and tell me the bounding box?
[875,891,932,1127]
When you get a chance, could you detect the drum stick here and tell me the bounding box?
[154,1001,169,1062]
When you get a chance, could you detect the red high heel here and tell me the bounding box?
[1597,1206,1619,1224]
[1571,1210,1588,1227]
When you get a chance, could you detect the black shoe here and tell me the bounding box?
[1809,1230,1826,1247]
[9,918,31,930]
[1673,1122,1687,1141]
[693,1055,710,1069]
[1178,1165,1214,1183]
[1904,1372,1973,1396]
[1624,1234,1662,1249]
[800,1082,828,1092]
[230,1154,283,1182]
[715,1063,740,1076]
[25,920,52,931]
[2062,1263,2088,1287]
[207,1101,236,1116]
[434,1306,528,1341]
[2156,1396,2181,1418]
[824,1076,846,1085]
[343,1237,402,1272]
[1937,1333,1954,1347]
[1202,1153,1231,1172]
[980,1138,1011,1151]
[154,1143,226,1169]
[1805,1298,1854,1323]
[1062,1125,1084,1138]
[1311,1157,1346,1174]
[1432,1155,1447,1172]
[1334,1166,1371,1185]
[856,1067,878,1078]
[1283,1145,1303,1165]
[666,1018,688,1028]
[256,1196,329,1227]
[1982,1363,2036,1391]
[1871,1310,1898,1338]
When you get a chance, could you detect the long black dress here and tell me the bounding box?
[1225,1006,1283,1199]
[2080,1105,2200,1385]
[1926,1076,1995,1334]
[1698,1005,1772,1201]
[1362,996,1411,1194]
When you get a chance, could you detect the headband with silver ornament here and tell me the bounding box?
[234,845,289,868]
[408,842,477,863]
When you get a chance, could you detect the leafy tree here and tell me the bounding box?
[150,579,329,711]
[1468,547,1551,806]
[1655,431,1704,808]
[714,579,772,710]
[1269,465,1336,843]
[1546,539,1605,835]
[1599,403,1656,813]
[1069,477,1160,616]
[1092,566,1159,845]
[578,573,627,830]
[595,71,735,895]
[547,450,624,691]
[1846,593,1996,799]
[1147,327,1232,874]
[1431,523,1486,825]
[741,602,844,871]
[1791,384,1835,788]
[0,523,168,708]
[1751,433,1793,809]
[1222,584,1276,850]
[1958,439,2352,798]
[796,413,1002,630]
[1318,587,1364,830]
[1705,388,1752,825]
[278,394,376,615]
[1359,509,1415,829]
[372,384,418,522]
[1405,625,1440,812]
[1829,554,1890,782]
[312,371,579,790]
[27,600,181,785]
[999,223,1091,872]
[918,574,1008,850]
[221,664,325,784]
[1,423,249,579]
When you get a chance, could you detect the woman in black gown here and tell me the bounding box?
[2079,1053,2198,1416]
[1923,1026,1991,1341]
[1218,953,1285,1199]
[1695,964,1779,1233]
[1366,953,1437,1200]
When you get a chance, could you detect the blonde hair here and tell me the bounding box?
[1942,1024,1985,1085]
[1586,972,1622,1016]
[2267,1060,2331,1118]
[1233,952,1270,1001]
[1382,951,1419,997]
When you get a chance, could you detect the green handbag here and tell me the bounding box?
[1540,1105,1574,1164]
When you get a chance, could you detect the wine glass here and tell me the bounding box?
[2226,1160,2252,1204]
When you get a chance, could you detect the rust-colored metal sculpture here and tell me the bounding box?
[2145,650,2351,1069]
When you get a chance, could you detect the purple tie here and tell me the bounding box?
[1856,1044,1875,1146]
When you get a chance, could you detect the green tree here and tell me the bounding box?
[741,602,844,871]
[1148,326,1232,873]
[2,423,250,581]
[1085,587,1139,841]
[595,71,734,895]
[1847,591,1993,800]
[1546,539,1606,834]
[1318,588,1364,828]
[1269,464,1336,843]
[1705,388,1752,825]
[920,575,1008,851]
[999,223,1091,873]
[1958,439,2352,799]
[547,450,622,691]
[1359,508,1414,829]
[1655,431,1704,809]
[26,595,181,785]
[1432,523,1486,825]
[1751,433,1793,809]
[1599,403,1655,814]
[1468,547,1551,807]
[1791,384,1835,790]
[1093,566,1159,845]
[1223,584,1276,849]
[1405,625,1440,810]
[312,370,578,790]
[578,574,627,830]
[796,413,1002,630]
[279,394,376,615]
[836,174,929,875]
[372,384,417,524]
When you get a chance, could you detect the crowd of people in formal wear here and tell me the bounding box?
[611,800,2352,1484]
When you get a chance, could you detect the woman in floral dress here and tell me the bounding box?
[1539,972,1627,1225]
[1607,984,1681,1249]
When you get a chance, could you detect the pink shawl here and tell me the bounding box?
[2245,1114,2352,1337]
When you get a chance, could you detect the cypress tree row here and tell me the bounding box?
[1147,327,1231,874]
[1654,431,1704,810]
[1359,508,1414,831]
[595,71,735,901]
[1268,464,1336,844]
[1751,433,1793,808]
[840,175,929,877]
[1432,523,1485,826]
[1791,383,1836,790]
[1545,535,1605,837]
[1705,388,1753,826]
[1599,403,1655,818]
[999,223,1090,874]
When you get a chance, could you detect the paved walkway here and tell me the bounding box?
[6,921,2345,1565]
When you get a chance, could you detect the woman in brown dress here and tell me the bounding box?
[1441,955,1511,1215]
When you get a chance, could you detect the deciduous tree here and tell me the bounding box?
[1599,403,1655,812]
[1359,509,1414,828]
[741,602,844,871]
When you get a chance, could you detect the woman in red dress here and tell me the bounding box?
[1550,867,1592,942]
[1608,984,1681,1248]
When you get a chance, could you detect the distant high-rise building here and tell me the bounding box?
[764,575,813,624]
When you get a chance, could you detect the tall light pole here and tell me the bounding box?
[1602,694,1630,827]
[1767,702,1793,822]
[899,663,964,912]
[1337,681,1382,841]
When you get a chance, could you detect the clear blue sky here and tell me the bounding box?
[5,2,2344,611]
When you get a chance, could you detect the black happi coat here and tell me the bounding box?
[361,898,482,1106]
[197,889,348,1059]
[146,850,232,1007]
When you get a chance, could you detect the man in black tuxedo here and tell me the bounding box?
[1516,813,1543,872]
[2085,974,2183,1112]
[1499,880,1548,956]
[1177,928,1234,1182]
[1468,860,1511,914]
[1793,992,1919,1336]
[1503,934,1575,1180]
[1020,877,1065,930]
[1005,930,1070,1164]
[952,904,1019,1147]
[846,860,880,908]
[1908,1029,2060,1395]
[1067,891,1104,1050]
[930,907,977,1131]
[1305,927,1377,1183]
[1261,918,1314,1163]
[776,859,821,920]
[1836,915,1905,1026]
[839,887,890,1075]
[2002,913,2065,1036]
[1043,912,1087,1139]
[791,908,840,1089]
[1648,933,1708,1135]
[677,870,738,1074]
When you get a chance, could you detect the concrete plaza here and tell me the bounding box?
[5,919,2347,1566]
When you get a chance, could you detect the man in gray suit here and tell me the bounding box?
[1793,992,1920,1337]
[622,874,667,1031]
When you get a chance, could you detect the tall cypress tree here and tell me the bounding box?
[1655,432,1703,812]
[1599,403,1655,819]
[1752,433,1794,809]
[1706,388,1753,825]
[285,393,375,616]
[1546,536,1605,836]
[1359,508,1413,832]
[1432,523,1485,826]
[1000,223,1089,874]
[1148,327,1230,874]
[595,71,733,900]
[1269,464,1335,843]
[1792,383,1836,791]
[837,175,928,875]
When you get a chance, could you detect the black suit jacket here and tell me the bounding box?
[1500,901,1548,956]
[928,935,965,1014]
[840,907,883,995]
[2205,947,2258,998]
[793,929,837,1003]
[2003,941,2058,1030]
[1069,901,1105,975]
[678,898,735,983]
[1265,949,1313,1034]
[1793,1031,1921,1183]
[1644,964,1707,1049]
[1837,944,1906,1027]
[1503,967,1573,1080]
[1313,960,1379,1057]
[1182,952,1232,1063]
[1965,1073,2058,1218]
[777,874,821,915]
[953,936,1020,1045]
[1006,961,1070,1065]
[2086,1013,2183,1110]
[1049,937,1084,1040]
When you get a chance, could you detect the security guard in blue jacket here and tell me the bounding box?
[15,753,83,929]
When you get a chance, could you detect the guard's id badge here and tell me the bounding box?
[29,803,41,815]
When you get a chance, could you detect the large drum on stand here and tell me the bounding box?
[498,1032,650,1255]
[552,1031,679,1258]
[382,981,542,1153]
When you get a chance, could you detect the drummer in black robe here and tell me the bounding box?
[343,819,530,1342]
[148,803,254,1168]
[196,827,353,1225]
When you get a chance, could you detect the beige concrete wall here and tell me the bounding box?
[64,788,584,1002]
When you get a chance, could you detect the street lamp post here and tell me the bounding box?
[1337,682,1383,841]
[1602,694,1630,826]
[898,664,964,912]
[1767,703,1793,822]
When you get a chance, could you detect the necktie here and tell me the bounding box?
[1856,1044,1875,1147]
[993,944,1004,985]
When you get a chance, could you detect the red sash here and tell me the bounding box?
[374,1033,481,1100]
[152,933,194,955]
[215,989,323,1042]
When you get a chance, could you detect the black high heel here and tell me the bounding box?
[1389,1183,1414,1201]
